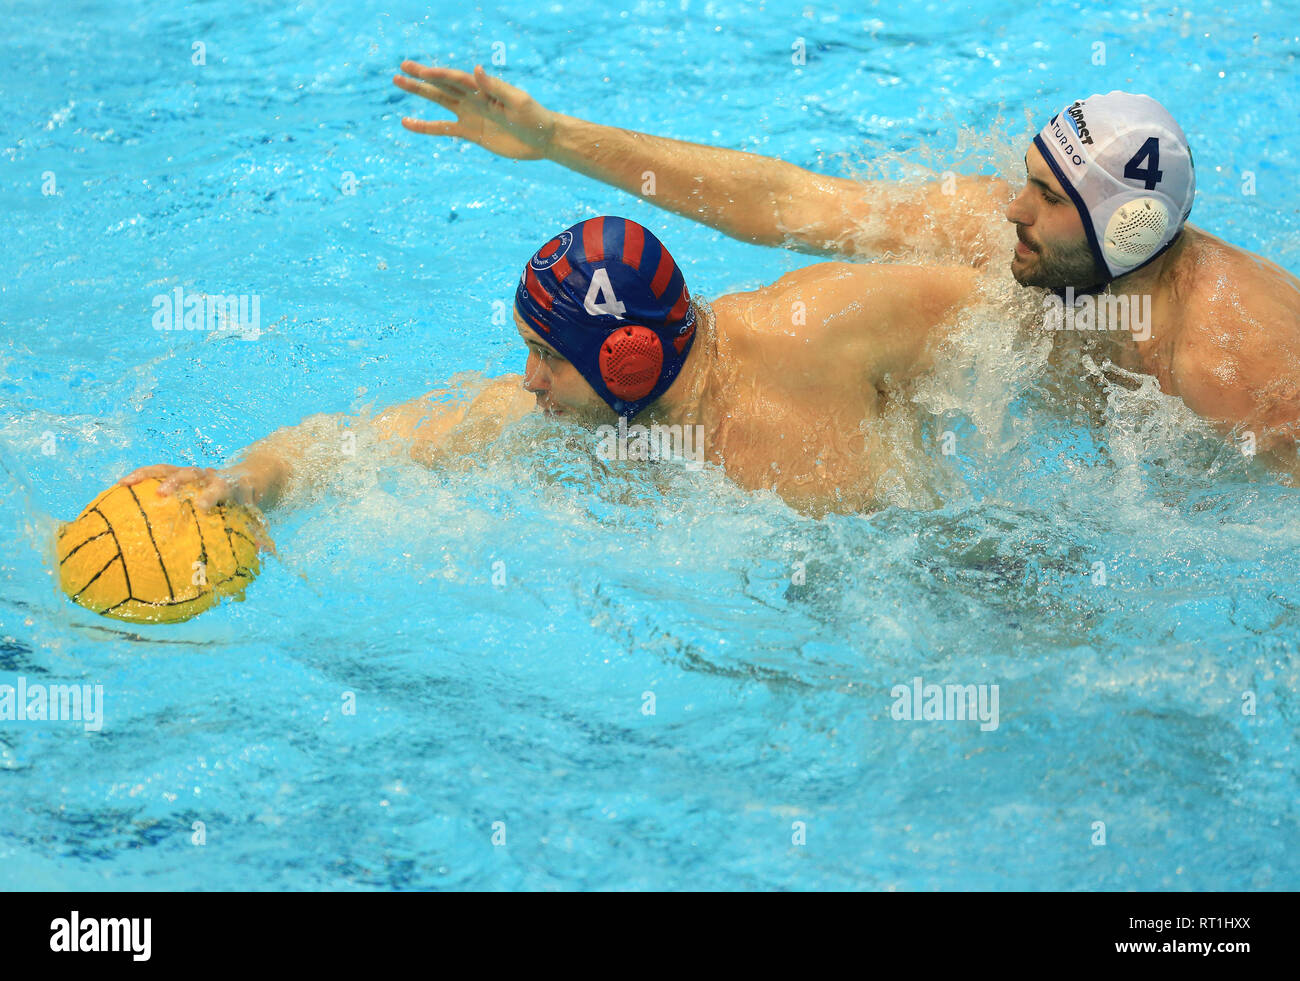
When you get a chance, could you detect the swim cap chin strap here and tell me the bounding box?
[1034,91,1196,282]
[515,216,697,419]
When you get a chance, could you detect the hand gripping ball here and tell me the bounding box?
[57,477,271,624]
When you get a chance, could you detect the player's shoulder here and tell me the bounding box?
[740,261,982,334]
[376,373,529,444]
[411,372,528,410]
[1175,256,1300,354]
[722,261,863,302]
[1172,280,1300,418]
[721,262,883,338]
[753,260,974,300]
[469,374,531,410]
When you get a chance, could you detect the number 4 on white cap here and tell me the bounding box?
[584,267,626,318]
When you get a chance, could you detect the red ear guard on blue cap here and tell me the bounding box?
[514,216,697,419]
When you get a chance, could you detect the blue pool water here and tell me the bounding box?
[1,0,1297,889]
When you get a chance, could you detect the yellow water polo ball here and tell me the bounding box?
[56,477,270,624]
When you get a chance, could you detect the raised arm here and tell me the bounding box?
[393,62,1010,264]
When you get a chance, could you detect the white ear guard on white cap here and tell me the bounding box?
[1034,91,1196,281]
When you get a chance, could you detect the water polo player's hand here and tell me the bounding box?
[393,62,554,160]
[118,465,257,512]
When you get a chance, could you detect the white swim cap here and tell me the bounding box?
[1033,92,1195,281]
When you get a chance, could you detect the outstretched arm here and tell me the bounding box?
[393,62,1010,264]
[119,375,533,511]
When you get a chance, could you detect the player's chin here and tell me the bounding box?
[559,395,617,424]
[1010,253,1045,287]
[542,400,598,425]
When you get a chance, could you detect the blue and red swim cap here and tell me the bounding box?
[514,216,697,419]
